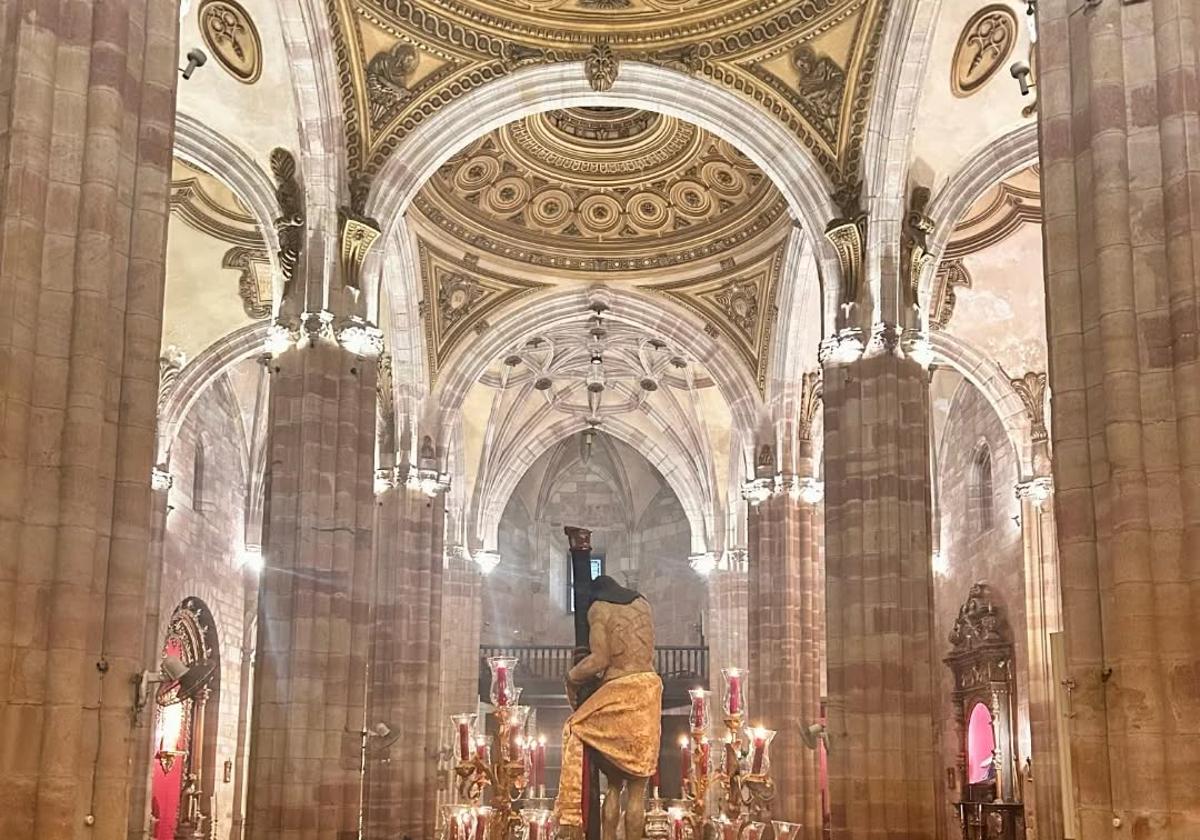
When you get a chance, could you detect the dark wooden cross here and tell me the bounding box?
[564,526,602,840]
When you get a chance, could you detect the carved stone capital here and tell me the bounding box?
[374,467,398,495]
[151,467,174,492]
[688,552,718,576]
[900,328,934,368]
[473,549,502,575]
[865,321,902,357]
[740,476,775,506]
[335,316,384,357]
[403,465,451,497]
[818,328,866,366]
[301,309,336,343]
[264,319,301,356]
[1015,476,1053,507]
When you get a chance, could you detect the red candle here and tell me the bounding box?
[529,821,539,840]
[691,694,707,729]
[458,722,470,761]
[721,820,736,840]
[473,811,487,840]
[476,736,487,762]
[450,816,460,840]
[535,738,546,789]
[751,732,765,774]
[651,765,660,796]
[729,673,742,714]
[680,737,690,790]
[496,665,509,706]
[672,813,685,840]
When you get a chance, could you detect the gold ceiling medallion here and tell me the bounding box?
[951,5,1017,98]
[415,114,785,270]
[197,0,262,84]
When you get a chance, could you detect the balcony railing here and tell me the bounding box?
[479,644,708,685]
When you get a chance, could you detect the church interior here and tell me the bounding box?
[2,0,1198,839]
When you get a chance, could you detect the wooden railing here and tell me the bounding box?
[479,644,708,684]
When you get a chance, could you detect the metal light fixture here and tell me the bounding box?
[180,48,207,80]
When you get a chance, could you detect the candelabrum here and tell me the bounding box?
[448,656,550,840]
[673,669,779,840]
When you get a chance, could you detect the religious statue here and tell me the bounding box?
[554,575,663,840]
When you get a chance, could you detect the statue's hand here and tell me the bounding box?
[565,677,581,710]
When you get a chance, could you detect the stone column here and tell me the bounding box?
[821,343,938,839]
[1037,0,1200,834]
[245,336,377,839]
[706,563,748,701]
[0,3,179,838]
[438,551,483,814]
[364,477,446,840]
[746,443,823,835]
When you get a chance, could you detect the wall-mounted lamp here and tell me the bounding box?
[180,48,208,80]
[1010,61,1034,96]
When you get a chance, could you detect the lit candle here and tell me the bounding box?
[720,818,736,840]
[475,735,488,763]
[651,765,660,798]
[680,736,690,791]
[496,665,509,706]
[728,671,743,714]
[691,692,707,729]
[751,727,766,774]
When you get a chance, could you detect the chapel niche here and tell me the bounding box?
[150,597,220,840]
[944,582,1025,840]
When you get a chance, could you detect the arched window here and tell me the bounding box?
[192,441,207,512]
[971,442,994,533]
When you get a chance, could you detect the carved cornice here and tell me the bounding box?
[944,177,1041,261]
[169,176,264,248]
[947,582,1010,654]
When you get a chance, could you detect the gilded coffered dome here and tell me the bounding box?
[412,107,787,271]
